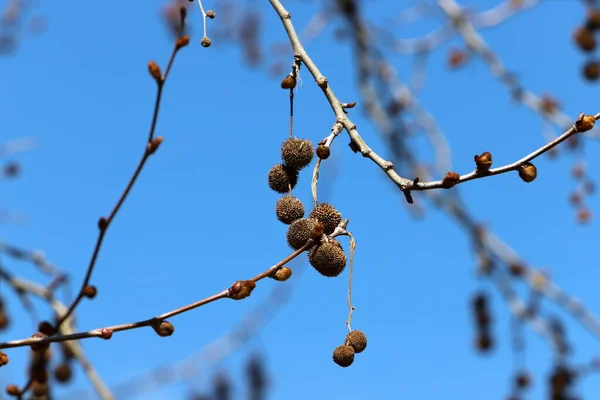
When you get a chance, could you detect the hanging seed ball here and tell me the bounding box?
[54,363,73,383]
[345,330,367,353]
[286,218,318,250]
[308,241,347,277]
[268,164,299,194]
[583,60,600,81]
[574,27,596,52]
[518,163,537,183]
[275,196,305,224]
[281,138,314,170]
[333,344,355,367]
[309,203,342,235]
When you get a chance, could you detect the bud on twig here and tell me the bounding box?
[30,333,49,352]
[442,172,460,188]
[519,163,537,183]
[82,285,97,299]
[229,280,256,300]
[575,113,596,132]
[201,36,211,48]
[206,10,216,19]
[147,136,164,155]
[98,217,108,231]
[148,61,163,84]
[474,151,492,172]
[281,75,296,89]
[0,352,8,367]
[153,320,175,337]
[316,145,330,160]
[176,35,190,50]
[272,267,292,281]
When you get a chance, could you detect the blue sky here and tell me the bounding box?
[1,0,600,399]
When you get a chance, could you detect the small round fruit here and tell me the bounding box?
[281,138,314,169]
[308,241,347,277]
[268,164,299,194]
[275,196,305,224]
[345,330,367,353]
[309,203,342,235]
[333,344,355,367]
[286,218,318,250]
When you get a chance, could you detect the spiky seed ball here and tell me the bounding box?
[276,196,305,224]
[309,203,342,235]
[281,138,314,169]
[345,330,367,353]
[268,164,299,194]
[333,345,355,367]
[308,241,346,277]
[286,218,318,250]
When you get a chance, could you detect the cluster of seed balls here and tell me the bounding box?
[573,8,600,82]
[332,330,368,367]
[267,138,347,278]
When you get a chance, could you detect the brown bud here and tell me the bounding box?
[442,172,460,188]
[54,363,72,383]
[147,136,164,154]
[200,36,211,48]
[98,216,108,231]
[474,151,492,172]
[280,75,296,89]
[310,221,324,241]
[574,27,597,52]
[206,10,216,19]
[154,320,175,337]
[316,145,330,160]
[38,321,56,336]
[229,280,256,300]
[476,333,493,351]
[0,352,8,367]
[82,285,97,299]
[99,328,113,340]
[447,48,466,69]
[518,163,537,183]
[147,61,162,83]
[317,77,328,88]
[575,113,596,132]
[5,384,20,396]
[30,333,49,352]
[176,35,190,50]
[508,263,526,277]
[583,60,600,82]
[272,267,292,281]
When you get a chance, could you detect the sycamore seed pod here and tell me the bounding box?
[54,363,72,383]
[583,61,600,82]
[309,203,342,235]
[286,218,317,250]
[345,330,367,353]
[281,138,314,170]
[518,163,537,183]
[275,196,305,224]
[333,344,355,367]
[574,27,597,52]
[442,172,460,188]
[308,241,347,277]
[268,164,299,194]
[201,36,212,48]
[30,333,49,352]
[474,151,492,172]
[316,145,330,160]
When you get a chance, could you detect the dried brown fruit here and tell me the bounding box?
[268,164,299,194]
[308,241,347,277]
[574,27,597,52]
[286,218,317,250]
[275,196,305,224]
[332,344,355,367]
[309,203,342,235]
[345,330,367,353]
[281,138,314,170]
